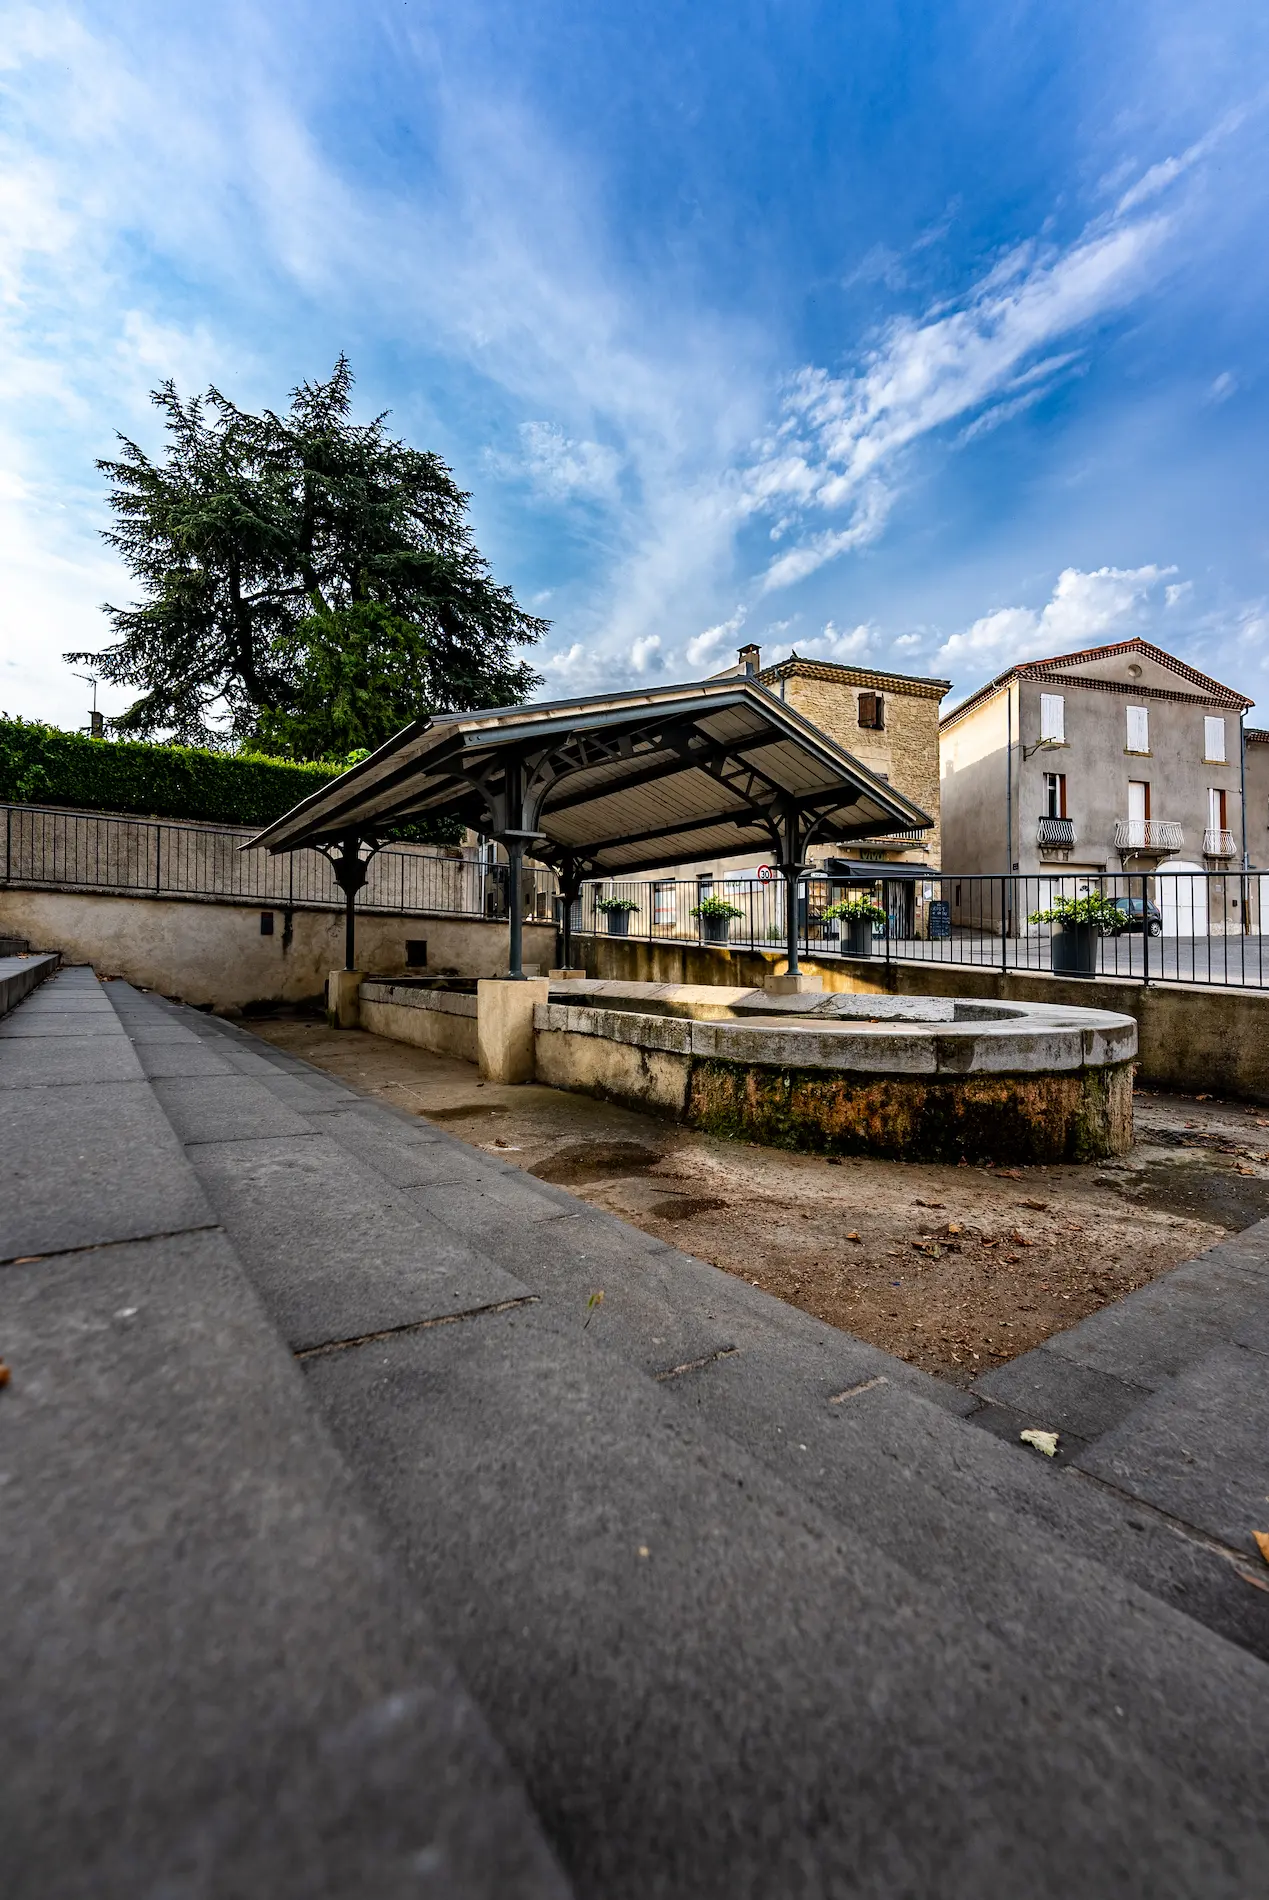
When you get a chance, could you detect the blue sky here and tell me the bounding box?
[3,0,1269,732]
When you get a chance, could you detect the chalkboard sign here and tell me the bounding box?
[928,900,951,940]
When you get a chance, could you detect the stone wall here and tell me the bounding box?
[0,887,556,1010]
[774,670,944,862]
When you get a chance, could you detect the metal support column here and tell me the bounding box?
[327,833,373,972]
[558,853,584,970]
[777,803,807,977]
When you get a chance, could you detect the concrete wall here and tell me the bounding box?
[0,887,556,1009]
[359,981,479,1062]
[575,930,1269,1104]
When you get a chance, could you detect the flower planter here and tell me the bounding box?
[843,918,874,957]
[604,910,632,936]
[701,914,731,944]
[1050,922,1098,977]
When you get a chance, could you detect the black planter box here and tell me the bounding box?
[604,910,632,936]
[1051,922,1099,976]
[843,918,874,957]
[701,915,731,944]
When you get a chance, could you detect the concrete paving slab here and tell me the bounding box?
[130,1039,238,1079]
[657,1346,1269,1815]
[0,1078,212,1262]
[0,1230,570,1900]
[184,1133,530,1350]
[1074,1342,1269,1560]
[0,1010,130,1037]
[304,1301,1261,1900]
[0,1033,144,1088]
[1039,1254,1269,1391]
[972,1345,1151,1440]
[152,1071,317,1143]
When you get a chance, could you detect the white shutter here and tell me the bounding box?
[1126,704,1149,752]
[1208,787,1223,832]
[1204,715,1226,762]
[1039,693,1064,742]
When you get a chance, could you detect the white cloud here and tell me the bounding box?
[791,620,873,664]
[1208,370,1237,404]
[504,421,623,501]
[746,212,1171,591]
[1165,580,1193,609]
[685,608,747,672]
[937,564,1178,684]
[1113,107,1249,218]
[629,632,662,674]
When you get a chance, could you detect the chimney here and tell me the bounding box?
[738,642,761,676]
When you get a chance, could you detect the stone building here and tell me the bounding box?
[638,643,949,889]
[939,639,1253,917]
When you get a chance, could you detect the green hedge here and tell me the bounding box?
[0,718,346,826]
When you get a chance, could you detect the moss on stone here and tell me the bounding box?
[684,1057,1133,1163]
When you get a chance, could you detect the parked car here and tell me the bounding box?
[1110,895,1163,937]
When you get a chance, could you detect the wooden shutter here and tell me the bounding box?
[858,692,877,729]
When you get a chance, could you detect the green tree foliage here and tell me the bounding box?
[69,358,546,752]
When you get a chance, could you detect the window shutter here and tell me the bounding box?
[1204,716,1226,762]
[1126,704,1149,752]
[1040,693,1064,742]
[858,692,877,729]
[873,693,884,729]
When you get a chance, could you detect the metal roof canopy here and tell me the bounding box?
[251,677,932,979]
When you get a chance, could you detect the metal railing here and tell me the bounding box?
[0,803,556,921]
[1203,827,1238,859]
[575,867,1269,991]
[1036,817,1076,848]
[1112,818,1184,853]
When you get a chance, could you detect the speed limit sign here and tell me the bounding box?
[757,864,776,883]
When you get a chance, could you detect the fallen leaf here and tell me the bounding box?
[1011,1231,1034,1246]
[914,1199,946,1209]
[1195,1093,1211,1100]
[946,1221,962,1235]
[584,1290,605,1329]
[846,1231,862,1242]
[1253,1531,1269,1566]
[1020,1428,1059,1457]
[1017,1199,1050,1211]
[0,1363,9,1388]
[995,1168,1022,1179]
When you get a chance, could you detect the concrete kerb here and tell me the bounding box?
[0,952,59,1017]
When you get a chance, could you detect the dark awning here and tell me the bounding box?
[249,678,932,877]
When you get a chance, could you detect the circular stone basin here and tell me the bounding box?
[538,979,1138,1163]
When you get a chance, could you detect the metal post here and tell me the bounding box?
[328,833,372,974]
[559,854,582,971]
[1141,871,1150,984]
[155,822,162,896]
[506,839,525,979]
[1001,877,1008,975]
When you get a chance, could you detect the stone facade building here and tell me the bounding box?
[939,639,1253,899]
[639,643,950,888]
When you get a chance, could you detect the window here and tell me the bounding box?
[1127,781,1151,823]
[1126,704,1150,752]
[1204,715,1226,762]
[857,691,885,730]
[1039,693,1065,742]
[1208,787,1227,832]
[1042,772,1067,818]
[652,881,677,927]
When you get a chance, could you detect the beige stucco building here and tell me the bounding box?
[939,639,1253,889]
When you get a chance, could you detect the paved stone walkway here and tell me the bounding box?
[4,962,1269,1897]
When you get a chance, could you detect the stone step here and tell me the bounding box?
[124,992,1269,1890]
[1,971,572,1900]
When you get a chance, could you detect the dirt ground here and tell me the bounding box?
[251,1012,1269,1387]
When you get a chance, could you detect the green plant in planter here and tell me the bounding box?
[822,897,888,928]
[690,896,746,921]
[1028,893,1127,933]
[594,895,641,913]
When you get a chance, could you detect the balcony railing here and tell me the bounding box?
[1203,827,1238,859]
[1036,817,1075,849]
[1113,818,1184,854]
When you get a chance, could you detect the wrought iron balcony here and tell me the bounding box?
[1036,817,1075,849]
[1113,818,1184,854]
[1203,827,1237,859]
